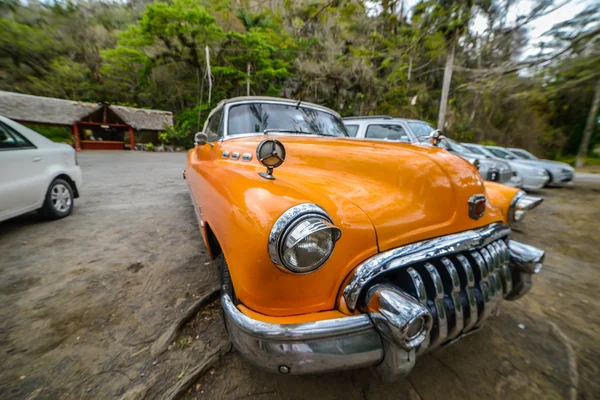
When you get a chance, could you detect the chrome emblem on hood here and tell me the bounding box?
[468,194,486,220]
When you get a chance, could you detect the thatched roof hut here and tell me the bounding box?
[0,91,173,150]
[0,91,173,131]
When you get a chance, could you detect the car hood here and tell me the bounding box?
[221,136,506,252]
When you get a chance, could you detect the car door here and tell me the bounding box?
[0,121,47,220]
[188,107,224,226]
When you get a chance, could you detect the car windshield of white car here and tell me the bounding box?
[228,103,348,137]
[489,148,513,159]
[510,149,535,160]
[463,145,485,155]
[407,121,435,137]
[446,139,473,156]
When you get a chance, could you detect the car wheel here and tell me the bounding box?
[40,178,74,219]
[218,253,237,304]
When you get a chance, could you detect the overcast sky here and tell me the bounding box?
[470,0,593,56]
[367,0,594,56]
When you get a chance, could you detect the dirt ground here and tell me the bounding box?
[1,152,599,400]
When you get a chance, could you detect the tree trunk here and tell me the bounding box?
[576,81,600,168]
[437,36,456,131]
[246,61,251,96]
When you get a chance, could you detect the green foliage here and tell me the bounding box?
[145,142,155,152]
[24,124,71,144]
[0,0,597,156]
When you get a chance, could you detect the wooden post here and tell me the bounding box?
[129,127,135,151]
[72,123,81,151]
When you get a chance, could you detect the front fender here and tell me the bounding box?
[197,164,378,317]
[484,181,520,224]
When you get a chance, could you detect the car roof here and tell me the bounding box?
[342,117,429,124]
[216,96,340,117]
[462,142,481,146]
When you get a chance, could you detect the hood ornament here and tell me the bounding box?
[468,194,486,220]
[429,129,445,147]
[256,139,286,180]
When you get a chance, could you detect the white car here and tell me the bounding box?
[461,143,549,190]
[0,116,82,222]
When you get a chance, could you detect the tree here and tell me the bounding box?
[576,81,600,167]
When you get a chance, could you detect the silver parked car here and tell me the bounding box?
[502,147,575,186]
[462,143,549,191]
[342,117,522,187]
[0,116,82,222]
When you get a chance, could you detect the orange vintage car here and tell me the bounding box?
[184,96,544,381]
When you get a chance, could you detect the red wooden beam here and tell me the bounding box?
[129,126,134,151]
[72,123,81,152]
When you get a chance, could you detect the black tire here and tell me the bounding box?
[40,178,74,220]
[217,253,237,304]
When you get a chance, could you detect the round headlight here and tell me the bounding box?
[269,204,342,274]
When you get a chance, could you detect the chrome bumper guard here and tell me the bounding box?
[224,224,544,380]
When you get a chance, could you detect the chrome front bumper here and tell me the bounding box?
[224,225,544,380]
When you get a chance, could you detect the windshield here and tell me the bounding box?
[345,124,359,137]
[488,147,514,159]
[407,121,435,137]
[445,139,475,156]
[462,144,485,155]
[510,149,537,160]
[228,103,348,137]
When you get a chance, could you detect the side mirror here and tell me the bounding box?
[194,132,209,146]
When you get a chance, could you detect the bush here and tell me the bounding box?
[24,124,72,144]
[145,142,155,152]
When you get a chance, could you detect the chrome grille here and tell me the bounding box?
[365,238,510,351]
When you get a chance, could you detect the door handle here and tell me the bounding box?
[33,156,42,162]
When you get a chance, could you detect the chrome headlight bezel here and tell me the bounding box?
[508,190,544,225]
[268,204,342,274]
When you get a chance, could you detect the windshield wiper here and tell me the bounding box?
[263,129,311,135]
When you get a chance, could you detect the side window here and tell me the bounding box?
[365,124,410,142]
[345,125,359,137]
[205,109,223,142]
[0,122,34,150]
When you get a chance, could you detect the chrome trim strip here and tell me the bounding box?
[407,267,427,303]
[471,250,492,327]
[343,223,510,310]
[423,263,447,350]
[441,258,464,340]
[456,254,478,332]
[223,294,374,342]
[407,268,431,355]
[500,264,513,296]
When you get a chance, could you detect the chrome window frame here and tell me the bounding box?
[219,99,347,141]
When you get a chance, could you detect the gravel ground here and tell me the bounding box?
[0,152,599,400]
